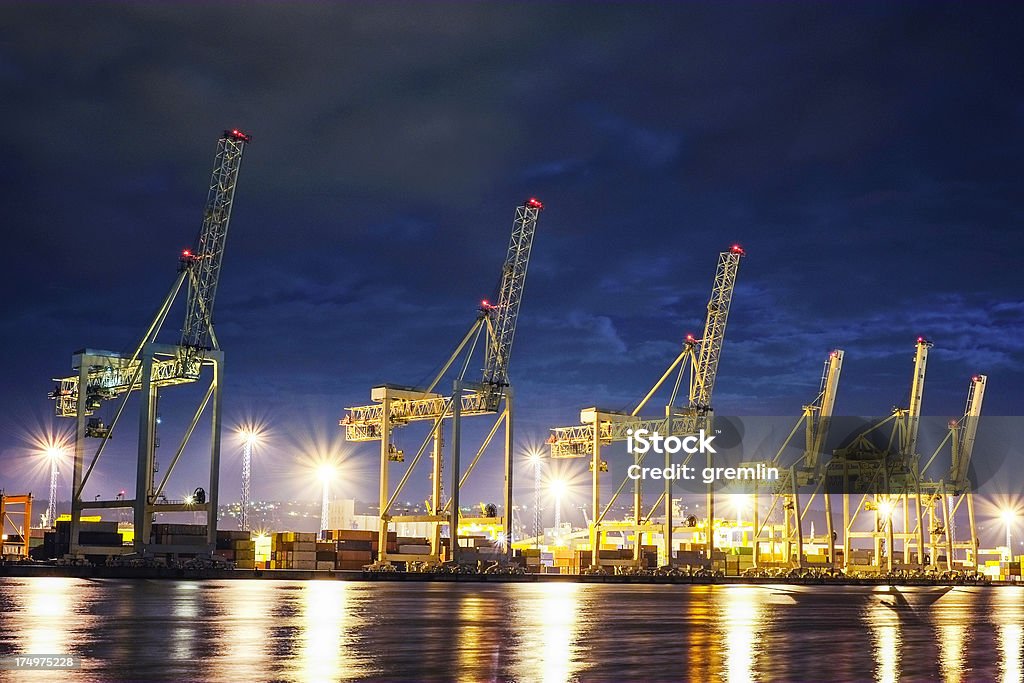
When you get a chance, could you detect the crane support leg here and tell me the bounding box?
[503,390,514,562]
[450,380,463,564]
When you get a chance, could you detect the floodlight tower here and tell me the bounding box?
[48,129,251,557]
[44,447,64,527]
[342,199,543,567]
[528,449,543,546]
[318,464,335,539]
[239,429,260,531]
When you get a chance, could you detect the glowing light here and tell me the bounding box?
[729,244,745,255]
[526,197,544,209]
[317,464,336,483]
[527,448,544,465]
[877,500,894,519]
[238,428,261,447]
[184,494,196,505]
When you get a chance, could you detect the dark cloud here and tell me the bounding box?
[1,2,1022,502]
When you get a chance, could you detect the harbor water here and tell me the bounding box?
[0,577,1021,681]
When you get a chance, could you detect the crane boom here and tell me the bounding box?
[805,349,844,472]
[482,199,543,395]
[950,374,986,489]
[688,245,744,411]
[904,337,932,456]
[180,129,251,353]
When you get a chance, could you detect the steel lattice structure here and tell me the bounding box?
[180,131,248,366]
[240,439,253,531]
[481,201,541,401]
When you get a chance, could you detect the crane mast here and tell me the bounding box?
[180,129,250,358]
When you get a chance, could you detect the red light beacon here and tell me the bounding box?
[225,128,252,143]
[526,197,544,210]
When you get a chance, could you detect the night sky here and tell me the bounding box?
[1,3,1021,508]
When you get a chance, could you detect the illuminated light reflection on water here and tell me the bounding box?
[721,586,763,683]
[0,578,1022,681]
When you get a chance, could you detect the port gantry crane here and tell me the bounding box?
[916,373,986,573]
[826,337,934,573]
[548,246,744,570]
[341,199,543,567]
[746,349,844,571]
[48,129,251,557]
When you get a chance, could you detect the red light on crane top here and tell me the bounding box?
[224,128,252,142]
[526,197,544,210]
[729,244,745,255]
[182,249,192,257]
[972,375,980,382]
[685,333,696,343]
[917,336,924,343]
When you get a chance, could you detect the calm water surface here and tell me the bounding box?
[0,577,1022,682]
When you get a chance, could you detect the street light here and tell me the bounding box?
[43,446,65,528]
[318,464,336,539]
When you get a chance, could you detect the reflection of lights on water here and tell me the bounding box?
[458,595,488,676]
[993,589,1022,683]
[937,623,966,683]
[538,583,579,683]
[999,623,1022,683]
[300,582,366,682]
[510,583,582,683]
[721,587,762,683]
[169,583,201,661]
[866,601,901,683]
[216,581,270,679]
[24,577,76,655]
